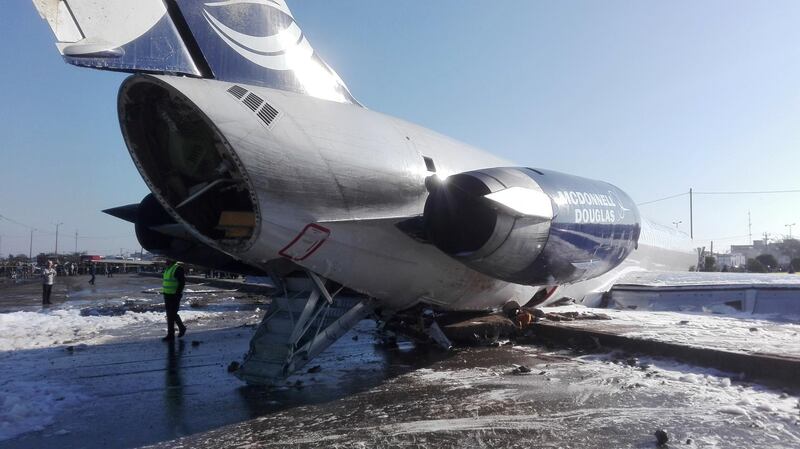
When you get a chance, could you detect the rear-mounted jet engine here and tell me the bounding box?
[423,167,641,285]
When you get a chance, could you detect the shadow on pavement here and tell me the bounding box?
[1,321,450,449]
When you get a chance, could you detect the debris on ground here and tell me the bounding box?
[542,311,612,321]
[549,297,577,307]
[515,309,535,328]
[227,361,240,373]
[509,365,532,375]
[307,365,322,374]
[191,340,201,347]
[64,344,87,353]
[654,429,669,446]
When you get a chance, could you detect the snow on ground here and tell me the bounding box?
[0,378,88,441]
[0,308,217,352]
[541,305,800,357]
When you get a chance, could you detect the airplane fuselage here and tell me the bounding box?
[121,75,541,310]
[119,75,694,312]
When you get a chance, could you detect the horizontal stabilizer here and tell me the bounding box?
[33,0,201,75]
[102,203,139,223]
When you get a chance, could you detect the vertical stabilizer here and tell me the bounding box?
[32,0,357,104]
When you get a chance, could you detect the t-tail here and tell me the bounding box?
[32,0,357,103]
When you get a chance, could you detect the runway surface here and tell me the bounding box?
[1,275,799,448]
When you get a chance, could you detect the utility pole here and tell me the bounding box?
[672,220,682,229]
[689,188,693,239]
[748,211,752,245]
[75,230,78,254]
[54,222,63,257]
[29,229,35,261]
[763,232,770,246]
[786,223,796,239]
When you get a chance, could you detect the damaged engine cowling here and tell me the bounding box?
[133,194,262,275]
[424,167,641,285]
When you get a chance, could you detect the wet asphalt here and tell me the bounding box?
[1,275,799,448]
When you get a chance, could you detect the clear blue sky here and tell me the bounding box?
[2,1,800,256]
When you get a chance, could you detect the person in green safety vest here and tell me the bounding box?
[162,259,187,341]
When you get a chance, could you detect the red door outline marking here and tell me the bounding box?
[278,223,331,261]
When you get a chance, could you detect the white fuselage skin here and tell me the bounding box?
[128,75,695,312]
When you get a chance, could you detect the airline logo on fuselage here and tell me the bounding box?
[553,190,626,224]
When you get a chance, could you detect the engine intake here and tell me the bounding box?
[424,167,640,285]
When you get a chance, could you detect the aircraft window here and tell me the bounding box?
[423,156,437,173]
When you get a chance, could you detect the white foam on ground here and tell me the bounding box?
[541,305,800,357]
[630,357,799,421]
[404,352,800,444]
[617,271,800,287]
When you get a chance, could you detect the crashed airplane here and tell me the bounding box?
[33,0,694,384]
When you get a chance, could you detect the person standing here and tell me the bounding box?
[42,260,56,305]
[162,259,187,341]
[89,263,96,285]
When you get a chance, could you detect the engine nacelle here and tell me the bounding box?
[424,167,641,285]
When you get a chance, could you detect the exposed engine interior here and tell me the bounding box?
[119,78,258,250]
[424,174,497,255]
[126,194,264,275]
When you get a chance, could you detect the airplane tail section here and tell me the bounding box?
[32,0,357,104]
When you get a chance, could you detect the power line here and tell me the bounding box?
[694,189,800,195]
[0,213,36,230]
[0,213,57,236]
[637,192,688,206]
[1,213,132,240]
[637,188,800,206]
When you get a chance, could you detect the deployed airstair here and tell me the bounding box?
[236,271,375,385]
